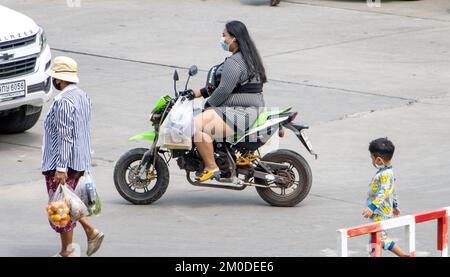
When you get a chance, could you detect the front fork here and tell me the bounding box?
[137,139,158,181]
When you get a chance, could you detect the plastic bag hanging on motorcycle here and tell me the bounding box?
[156,97,195,150]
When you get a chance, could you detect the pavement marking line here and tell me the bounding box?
[415,96,450,107]
[309,193,361,206]
[0,177,44,187]
[263,26,442,58]
[0,141,41,150]
[51,48,419,102]
[284,0,450,24]
[265,79,417,102]
[0,141,115,164]
[315,94,450,125]
[52,48,190,71]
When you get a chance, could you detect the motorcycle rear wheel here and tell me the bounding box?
[255,149,312,207]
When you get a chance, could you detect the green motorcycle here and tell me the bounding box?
[113,66,317,207]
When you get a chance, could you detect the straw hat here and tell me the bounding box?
[45,56,80,83]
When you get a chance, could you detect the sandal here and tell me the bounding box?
[87,230,105,257]
[195,169,221,182]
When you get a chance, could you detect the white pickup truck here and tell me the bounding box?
[0,5,52,133]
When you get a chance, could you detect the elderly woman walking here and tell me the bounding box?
[42,56,104,257]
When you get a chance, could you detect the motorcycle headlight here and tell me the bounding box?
[39,27,48,54]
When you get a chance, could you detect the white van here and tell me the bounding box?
[0,5,52,133]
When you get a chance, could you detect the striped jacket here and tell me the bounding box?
[42,85,92,173]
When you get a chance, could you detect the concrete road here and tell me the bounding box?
[0,0,449,256]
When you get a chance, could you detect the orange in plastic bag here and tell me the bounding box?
[47,184,88,227]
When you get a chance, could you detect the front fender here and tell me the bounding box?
[129,131,156,142]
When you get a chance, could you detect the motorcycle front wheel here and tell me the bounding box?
[113,148,169,205]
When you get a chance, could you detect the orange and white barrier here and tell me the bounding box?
[337,206,450,257]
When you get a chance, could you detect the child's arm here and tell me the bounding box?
[393,188,400,216]
[393,188,399,209]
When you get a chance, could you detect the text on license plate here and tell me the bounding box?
[0,80,26,100]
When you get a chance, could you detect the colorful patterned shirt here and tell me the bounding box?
[366,166,398,220]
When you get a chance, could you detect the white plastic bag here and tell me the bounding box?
[156,97,195,150]
[47,184,89,227]
[65,185,89,221]
[75,172,102,216]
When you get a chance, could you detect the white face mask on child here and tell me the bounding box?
[373,157,386,169]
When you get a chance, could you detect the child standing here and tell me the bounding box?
[362,138,408,257]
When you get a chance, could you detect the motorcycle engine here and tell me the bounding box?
[177,147,233,178]
[215,150,232,178]
[177,153,204,172]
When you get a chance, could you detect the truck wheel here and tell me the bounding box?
[0,107,42,134]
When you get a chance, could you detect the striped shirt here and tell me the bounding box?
[41,84,92,173]
[206,52,264,108]
[205,52,265,134]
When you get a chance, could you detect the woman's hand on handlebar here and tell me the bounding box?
[180,89,201,100]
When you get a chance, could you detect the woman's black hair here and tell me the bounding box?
[225,20,267,83]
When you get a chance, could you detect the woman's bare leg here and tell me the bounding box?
[195,131,218,171]
[194,110,234,172]
[194,110,218,171]
[59,230,74,256]
[206,114,235,140]
[79,217,98,241]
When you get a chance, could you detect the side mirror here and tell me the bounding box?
[188,65,198,77]
[173,70,179,97]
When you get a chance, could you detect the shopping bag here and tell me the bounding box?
[156,97,195,150]
[47,184,89,227]
[75,173,102,216]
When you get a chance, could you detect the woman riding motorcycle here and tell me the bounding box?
[181,20,267,182]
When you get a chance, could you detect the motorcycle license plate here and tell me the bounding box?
[300,130,314,152]
[0,80,26,101]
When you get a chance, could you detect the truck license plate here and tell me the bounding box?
[0,80,26,101]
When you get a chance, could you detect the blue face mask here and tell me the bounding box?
[220,37,230,52]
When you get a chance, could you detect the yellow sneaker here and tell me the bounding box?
[195,169,221,182]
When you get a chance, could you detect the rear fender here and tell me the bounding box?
[284,122,318,159]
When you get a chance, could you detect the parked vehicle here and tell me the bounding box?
[0,5,52,133]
